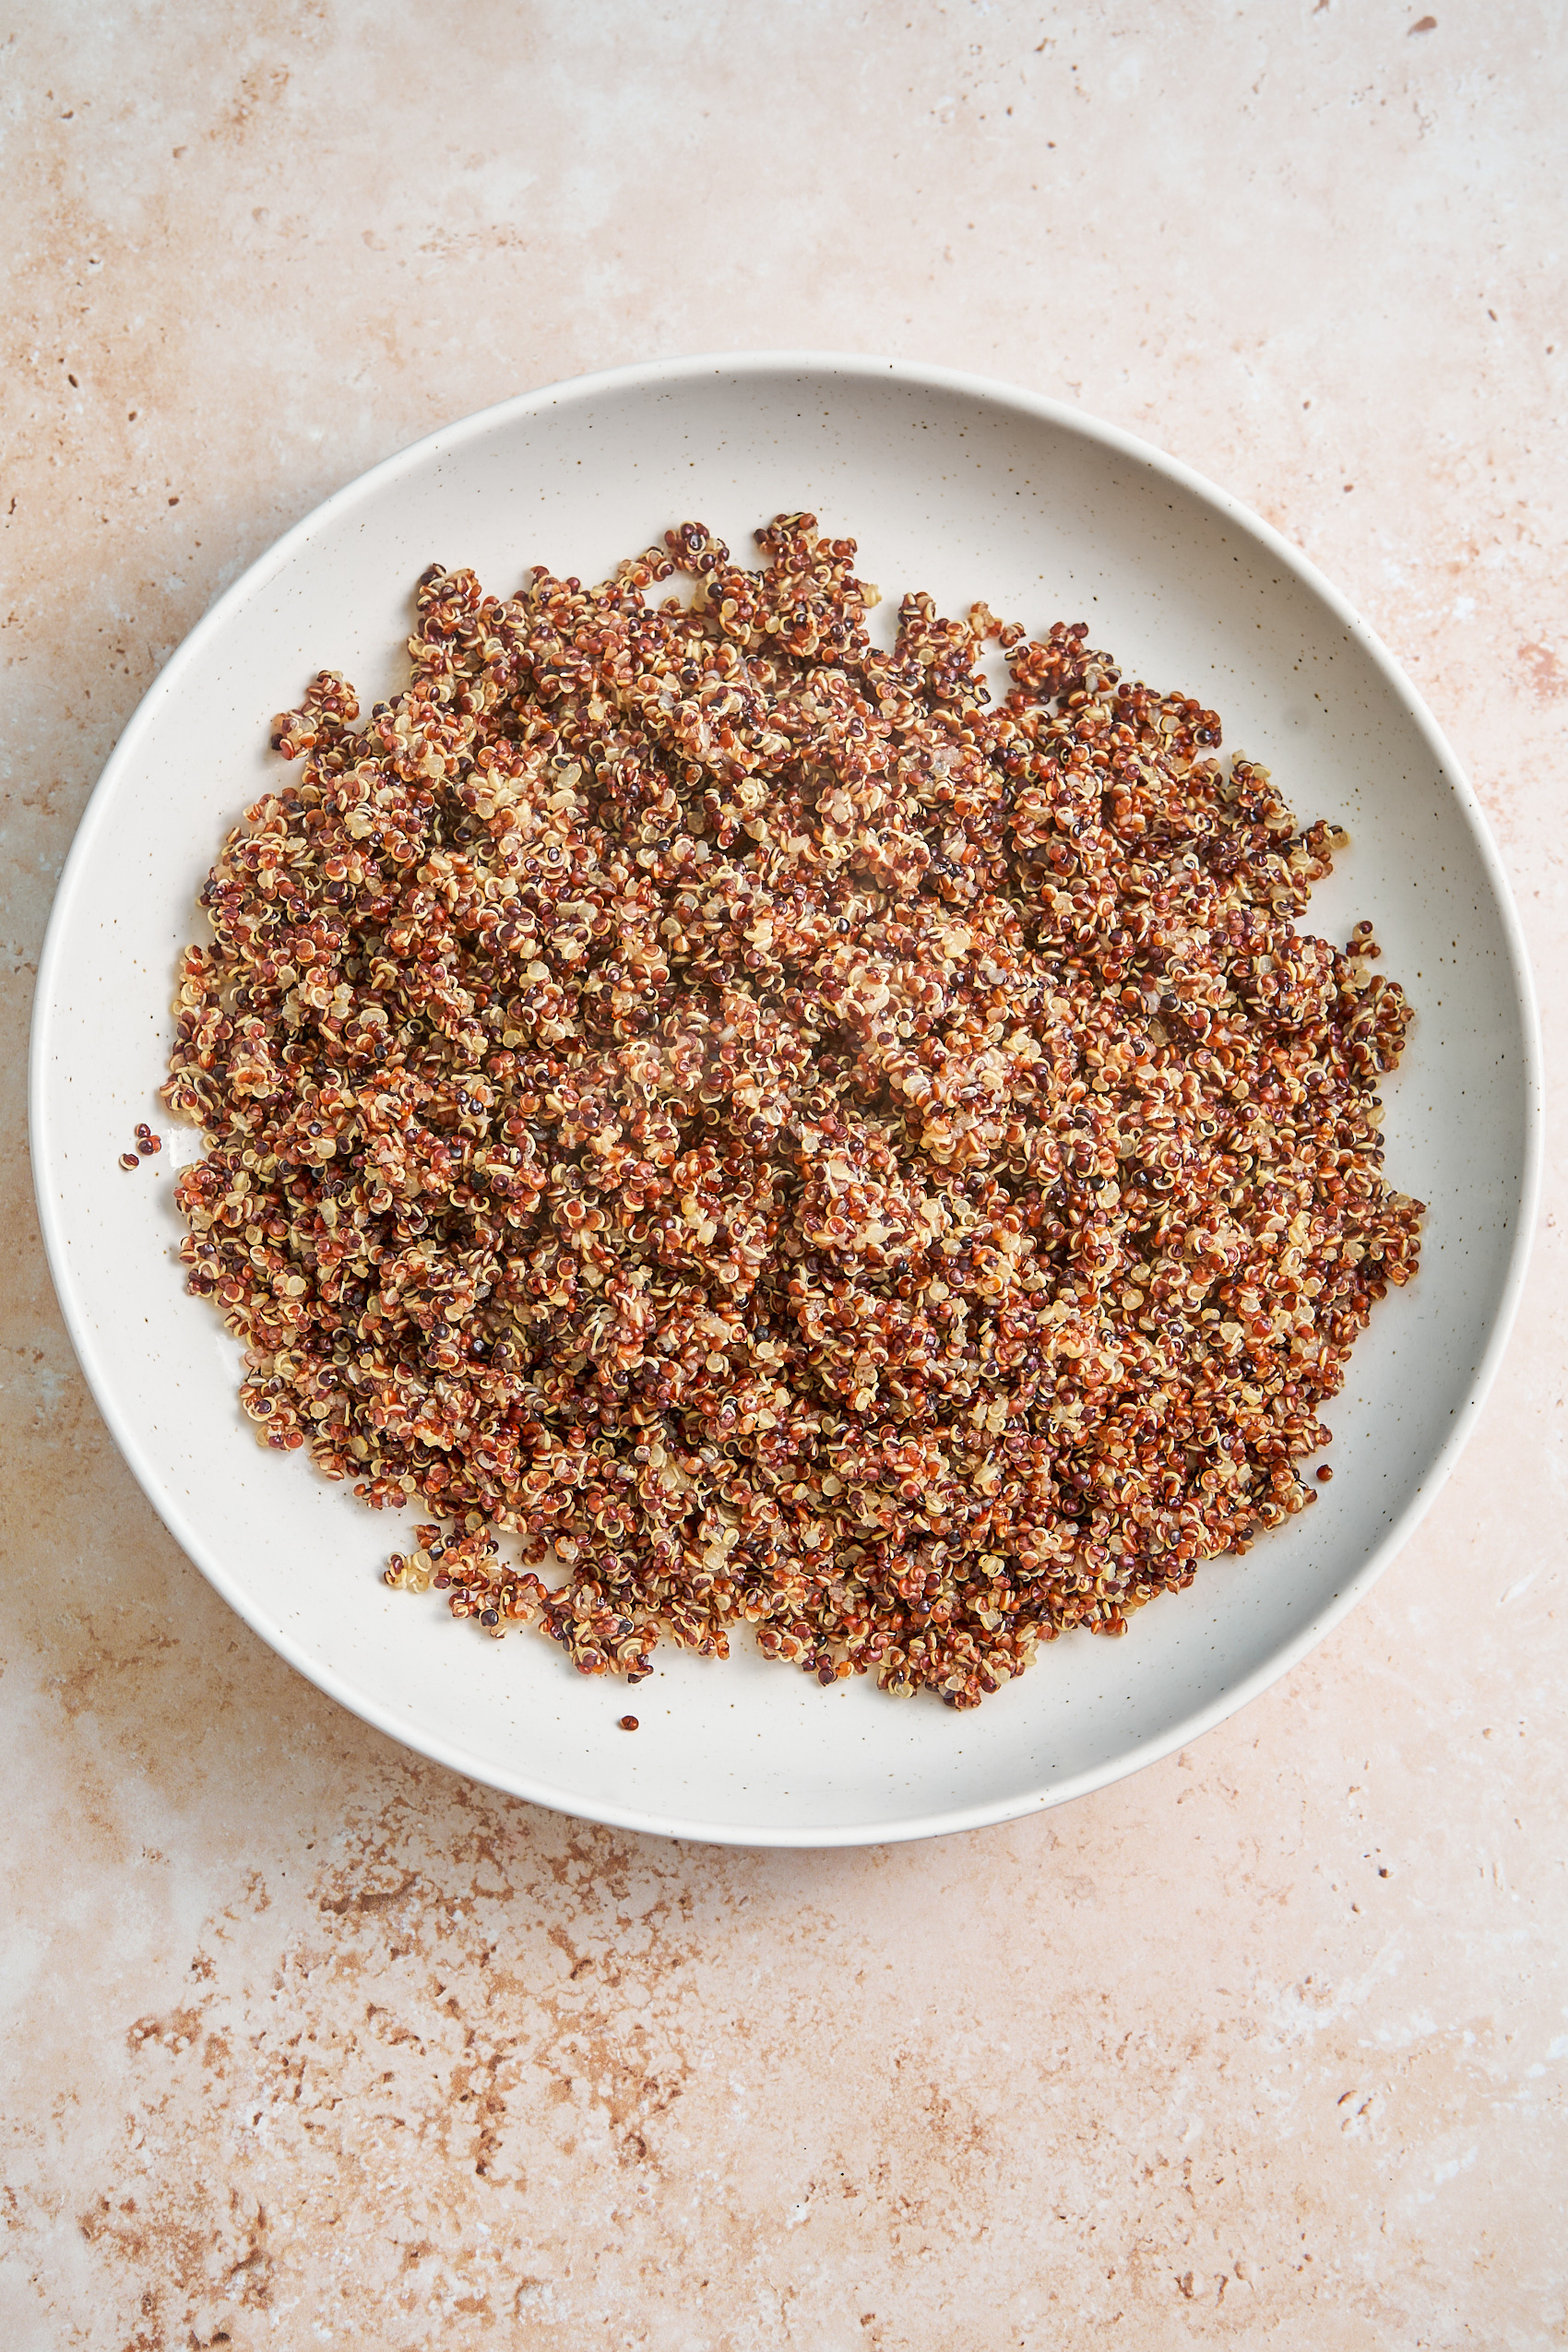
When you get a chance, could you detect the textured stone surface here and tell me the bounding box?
[3,4,1564,2345]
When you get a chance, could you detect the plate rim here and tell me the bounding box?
[28,349,1546,1847]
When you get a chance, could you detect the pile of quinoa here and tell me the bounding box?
[163,514,1423,1708]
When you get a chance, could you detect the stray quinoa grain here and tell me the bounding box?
[161,514,1423,1708]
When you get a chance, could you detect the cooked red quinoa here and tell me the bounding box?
[163,514,1423,1707]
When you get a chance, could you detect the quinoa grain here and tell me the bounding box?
[161,515,1422,1708]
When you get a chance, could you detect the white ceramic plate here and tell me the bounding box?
[30,353,1541,1847]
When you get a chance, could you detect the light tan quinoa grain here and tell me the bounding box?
[163,515,1423,1707]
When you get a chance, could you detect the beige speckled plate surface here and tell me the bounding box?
[29,353,1542,1846]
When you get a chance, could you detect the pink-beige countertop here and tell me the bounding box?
[3,6,1564,2346]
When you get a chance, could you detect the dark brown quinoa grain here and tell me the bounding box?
[162,515,1423,1708]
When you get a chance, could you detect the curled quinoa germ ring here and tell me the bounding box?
[163,514,1423,1708]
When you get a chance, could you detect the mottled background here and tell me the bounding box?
[3,4,1565,2346]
